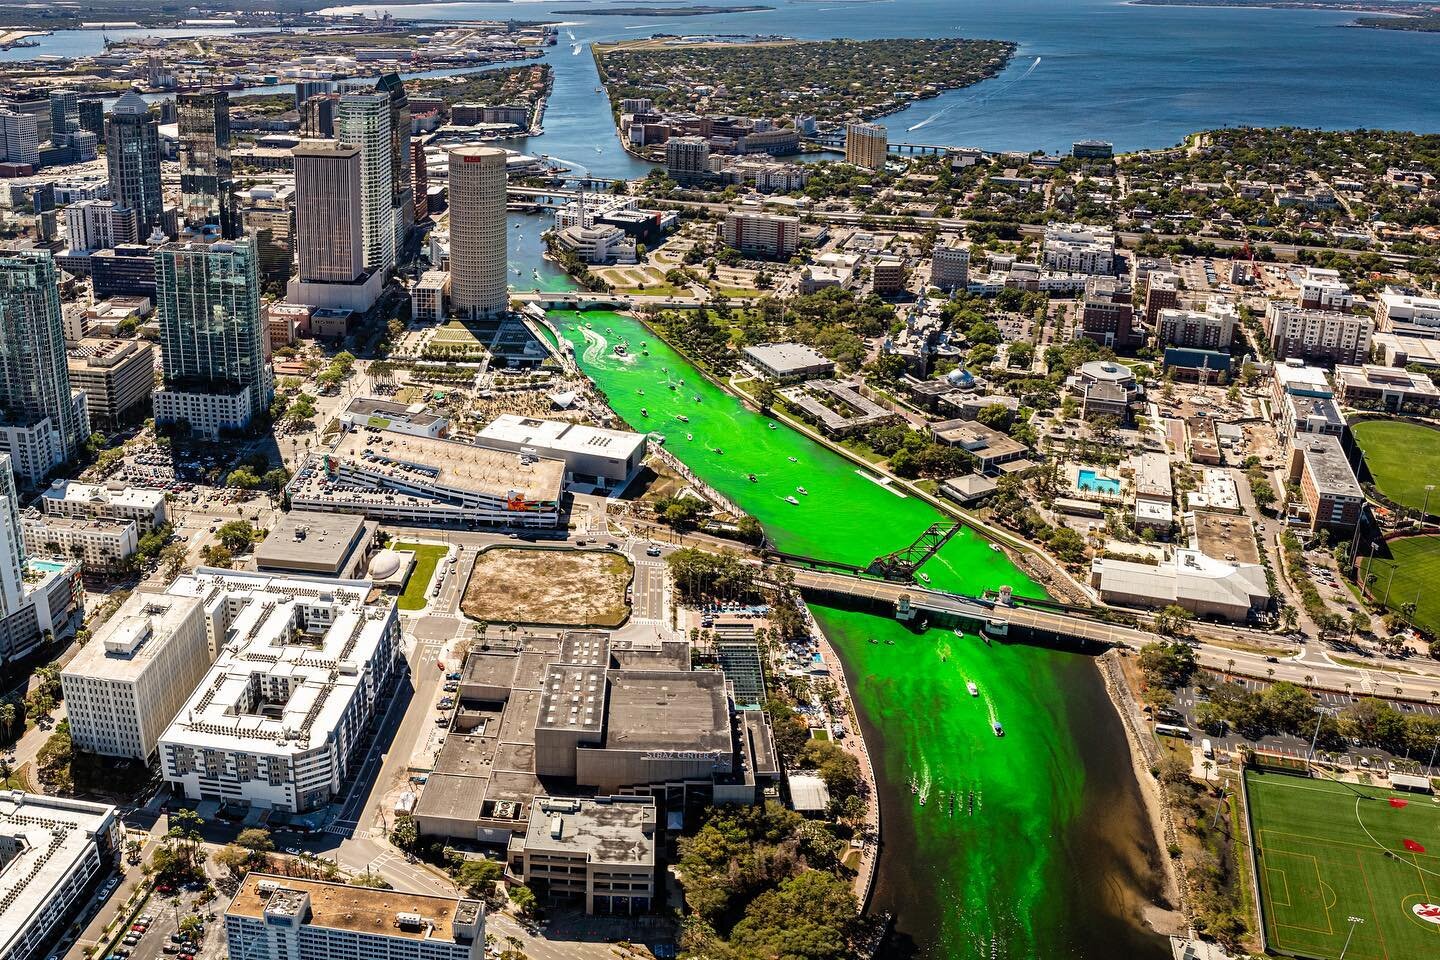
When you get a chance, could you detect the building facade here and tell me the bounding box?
[510,796,656,914]
[177,90,236,238]
[1287,433,1364,535]
[153,240,271,438]
[61,592,210,760]
[845,122,887,169]
[930,244,969,291]
[722,212,798,259]
[104,92,164,237]
[335,94,395,274]
[292,142,365,284]
[0,250,87,482]
[65,338,155,428]
[447,146,508,319]
[22,513,136,572]
[1266,302,1373,366]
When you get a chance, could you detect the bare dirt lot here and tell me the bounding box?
[461,547,632,627]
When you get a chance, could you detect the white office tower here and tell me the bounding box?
[335,94,395,274]
[446,145,508,319]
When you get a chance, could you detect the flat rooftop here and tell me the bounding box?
[476,415,646,461]
[602,669,731,755]
[329,429,565,501]
[1294,434,1363,499]
[254,510,368,571]
[229,874,479,943]
[523,796,655,866]
[62,593,202,683]
[742,342,833,374]
[1191,510,1261,565]
[0,793,116,959]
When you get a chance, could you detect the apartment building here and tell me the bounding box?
[1376,288,1440,334]
[1332,363,1440,414]
[60,592,210,760]
[158,570,402,813]
[1079,276,1137,347]
[1156,302,1238,351]
[844,122,887,170]
[22,513,136,572]
[1287,433,1364,535]
[1266,302,1373,366]
[1042,223,1115,276]
[66,338,155,428]
[40,481,167,533]
[929,243,969,291]
[225,876,484,960]
[509,796,656,915]
[1297,266,1353,312]
[1144,270,1181,325]
[721,212,798,259]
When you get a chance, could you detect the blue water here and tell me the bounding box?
[13,1,1440,157]
[315,0,1440,162]
[1078,468,1122,495]
[27,558,68,573]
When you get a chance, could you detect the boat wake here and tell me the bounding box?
[571,43,582,55]
[578,327,609,365]
[906,56,1042,132]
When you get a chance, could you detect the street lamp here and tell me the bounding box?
[1425,484,1436,532]
[1339,916,1365,959]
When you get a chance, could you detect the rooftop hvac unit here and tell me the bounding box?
[395,912,423,929]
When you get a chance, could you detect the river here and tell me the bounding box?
[543,307,1171,958]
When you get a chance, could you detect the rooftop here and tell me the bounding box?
[254,511,369,573]
[1294,434,1363,499]
[600,669,731,755]
[741,342,833,375]
[62,594,202,682]
[229,874,481,943]
[1190,511,1261,566]
[475,415,646,462]
[522,796,656,866]
[327,430,565,501]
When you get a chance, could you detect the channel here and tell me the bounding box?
[546,307,1172,958]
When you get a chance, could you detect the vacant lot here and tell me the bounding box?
[1365,535,1440,637]
[1352,419,1440,514]
[1246,768,1440,960]
[462,547,632,627]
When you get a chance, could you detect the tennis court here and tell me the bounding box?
[1246,769,1440,959]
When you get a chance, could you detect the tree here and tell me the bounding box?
[1138,640,1197,688]
[735,515,765,546]
[457,858,502,897]
[508,883,537,919]
[798,739,862,803]
[201,544,234,569]
[754,379,777,412]
[1153,604,1194,638]
[727,870,858,960]
[179,915,205,941]
[216,520,258,553]
[227,467,260,490]
[214,844,252,879]
[262,468,291,491]
[236,828,273,853]
[390,814,419,853]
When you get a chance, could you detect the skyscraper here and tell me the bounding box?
[375,73,413,236]
[292,141,364,284]
[105,92,164,237]
[0,454,24,620]
[177,90,236,238]
[845,121,888,170]
[152,240,271,439]
[447,145,508,319]
[49,90,79,142]
[0,250,87,481]
[335,94,394,274]
[0,110,39,166]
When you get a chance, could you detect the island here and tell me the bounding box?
[552,5,774,15]
[595,36,1016,124]
[1131,0,1440,29]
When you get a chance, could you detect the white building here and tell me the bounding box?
[39,480,167,533]
[411,270,449,324]
[63,199,135,253]
[508,796,656,914]
[61,592,210,760]
[1297,266,1353,312]
[722,212,798,259]
[0,110,39,166]
[741,342,835,382]
[1266,301,1373,366]
[1042,223,1115,276]
[1090,549,1268,621]
[553,224,635,265]
[0,793,121,960]
[1376,288,1440,333]
[475,415,647,491]
[225,875,485,960]
[21,513,136,572]
[152,385,259,441]
[447,145,508,319]
[335,94,395,274]
[157,569,402,813]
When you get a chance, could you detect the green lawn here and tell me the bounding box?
[1364,535,1440,637]
[393,541,448,611]
[1352,420,1440,514]
[1245,769,1440,960]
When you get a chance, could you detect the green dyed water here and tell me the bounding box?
[550,307,1168,958]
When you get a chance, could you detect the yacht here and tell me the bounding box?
[748,474,758,483]
[967,681,979,697]
[788,456,798,463]
[917,572,930,584]
[686,434,693,441]
[785,495,800,505]
[676,414,689,423]
[990,544,1002,553]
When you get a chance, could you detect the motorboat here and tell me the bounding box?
[967,681,979,697]
[990,544,1002,553]
[992,722,1005,737]
[788,456,798,463]
[676,414,689,423]
[613,343,628,357]
[693,395,702,402]
[797,487,808,496]
[748,474,758,483]
[686,434,693,441]
[713,447,723,455]
[636,389,644,395]
[917,572,930,584]
[768,422,777,429]
[785,495,799,505]
[640,408,648,417]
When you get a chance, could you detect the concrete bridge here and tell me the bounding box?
[787,567,1152,647]
[806,131,978,156]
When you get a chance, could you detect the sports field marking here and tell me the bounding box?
[1356,848,1391,960]
[1269,866,1293,906]
[1265,848,1336,936]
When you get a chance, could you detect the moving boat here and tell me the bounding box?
[613,343,628,357]
[967,681,979,697]
[675,414,689,423]
[714,447,723,455]
[640,408,648,417]
[796,487,808,496]
[788,456,798,462]
[992,722,1005,738]
[917,572,930,584]
[768,422,777,430]
[785,495,800,505]
[686,433,693,441]
[693,395,702,402]
[748,474,758,482]
[636,389,643,395]
[990,544,1002,553]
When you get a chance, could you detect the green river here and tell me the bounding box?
[547,307,1170,958]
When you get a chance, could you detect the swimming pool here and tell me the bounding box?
[27,559,68,573]
[1077,469,1122,496]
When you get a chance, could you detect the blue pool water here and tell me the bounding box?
[28,559,68,573]
[1077,469,1121,496]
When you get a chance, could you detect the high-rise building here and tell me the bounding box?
[292,141,364,284]
[930,243,970,291]
[666,136,711,184]
[845,121,887,170]
[0,250,87,482]
[177,90,236,238]
[238,186,296,281]
[447,145,508,318]
[0,109,39,166]
[153,240,271,438]
[0,454,24,619]
[722,211,799,259]
[49,89,79,142]
[412,141,429,221]
[300,94,336,139]
[335,94,395,273]
[105,91,164,237]
[295,80,331,108]
[375,73,413,235]
[1266,301,1373,366]
[63,198,138,252]
[77,98,104,138]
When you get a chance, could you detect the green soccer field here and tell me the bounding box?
[1364,535,1440,639]
[1351,420,1440,514]
[1246,770,1440,960]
